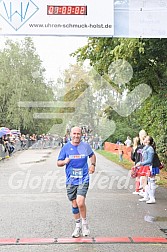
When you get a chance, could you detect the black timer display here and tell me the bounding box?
[47,5,87,15]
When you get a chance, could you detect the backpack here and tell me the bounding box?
[153,152,163,169]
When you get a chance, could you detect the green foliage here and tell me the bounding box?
[97,150,133,170]
[72,38,167,164]
[0,38,57,135]
[134,91,167,163]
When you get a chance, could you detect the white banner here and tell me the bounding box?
[0,0,114,36]
[1,1,167,38]
[129,0,167,38]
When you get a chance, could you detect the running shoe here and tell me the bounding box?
[139,197,149,202]
[132,191,140,195]
[146,199,156,204]
[82,224,90,236]
[72,226,82,238]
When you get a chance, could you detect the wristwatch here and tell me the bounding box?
[91,163,96,166]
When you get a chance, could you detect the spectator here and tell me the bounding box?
[131,136,142,194]
[93,134,99,150]
[118,141,124,162]
[20,134,27,150]
[138,129,147,195]
[135,136,155,204]
[143,141,161,204]
[124,136,132,147]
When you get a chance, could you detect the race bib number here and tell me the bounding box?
[70,168,83,178]
[69,155,85,159]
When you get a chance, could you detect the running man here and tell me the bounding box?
[57,126,96,238]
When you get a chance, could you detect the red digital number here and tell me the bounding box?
[75,6,80,15]
[67,6,72,14]
[48,6,54,15]
[62,6,67,14]
[54,7,59,14]
[80,6,86,15]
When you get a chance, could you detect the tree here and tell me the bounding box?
[72,38,167,164]
[0,37,58,134]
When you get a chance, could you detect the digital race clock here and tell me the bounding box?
[47,5,87,15]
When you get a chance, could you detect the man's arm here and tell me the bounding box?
[89,153,96,174]
[57,145,70,167]
[57,158,70,167]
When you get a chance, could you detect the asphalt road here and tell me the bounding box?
[0,147,166,252]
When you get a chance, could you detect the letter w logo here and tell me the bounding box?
[0,0,39,30]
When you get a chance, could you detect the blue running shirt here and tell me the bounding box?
[57,141,94,185]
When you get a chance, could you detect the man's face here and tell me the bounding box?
[70,127,82,145]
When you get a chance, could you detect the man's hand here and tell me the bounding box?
[89,164,95,174]
[64,157,70,165]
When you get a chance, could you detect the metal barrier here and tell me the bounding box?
[0,138,59,161]
[0,144,5,160]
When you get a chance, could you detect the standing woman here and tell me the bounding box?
[138,129,147,194]
[144,143,161,204]
[135,136,155,202]
[131,136,142,194]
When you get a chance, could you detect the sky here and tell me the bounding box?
[0,36,88,82]
[32,36,88,81]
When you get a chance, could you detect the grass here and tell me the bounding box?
[97,150,167,188]
[96,150,133,170]
[156,170,167,188]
